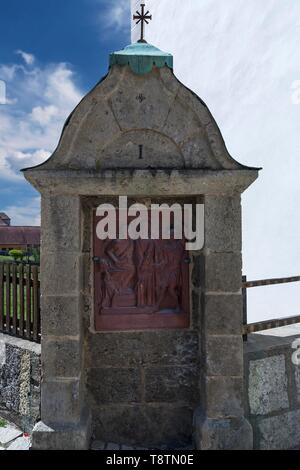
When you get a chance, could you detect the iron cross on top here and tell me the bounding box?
[133,3,152,43]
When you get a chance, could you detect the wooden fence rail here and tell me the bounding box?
[0,262,41,343]
[242,274,300,340]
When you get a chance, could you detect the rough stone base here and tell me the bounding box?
[31,413,92,450]
[193,411,253,450]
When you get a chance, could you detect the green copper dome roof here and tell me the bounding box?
[109,42,173,75]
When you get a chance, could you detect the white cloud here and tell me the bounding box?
[100,0,130,32]
[3,197,41,226]
[0,58,83,181]
[15,50,35,66]
[132,0,300,322]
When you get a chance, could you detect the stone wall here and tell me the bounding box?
[0,333,41,433]
[82,197,201,449]
[244,325,300,450]
[2,323,300,450]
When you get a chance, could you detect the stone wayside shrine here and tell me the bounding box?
[23,7,259,450]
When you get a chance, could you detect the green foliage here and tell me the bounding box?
[31,247,40,264]
[9,249,24,261]
[0,418,7,428]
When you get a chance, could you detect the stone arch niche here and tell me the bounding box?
[23,42,259,450]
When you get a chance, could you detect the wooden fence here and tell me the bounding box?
[0,262,41,343]
[243,275,300,339]
[0,260,298,345]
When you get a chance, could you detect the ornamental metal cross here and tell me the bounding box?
[133,3,152,43]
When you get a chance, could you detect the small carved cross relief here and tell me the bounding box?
[136,93,146,103]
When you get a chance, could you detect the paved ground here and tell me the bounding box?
[91,441,194,451]
[0,417,193,451]
[0,419,31,451]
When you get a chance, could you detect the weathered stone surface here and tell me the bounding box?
[145,366,199,403]
[257,411,300,450]
[181,134,221,169]
[248,355,289,415]
[7,436,31,450]
[205,294,242,335]
[0,344,21,412]
[205,252,242,292]
[294,364,300,404]
[204,195,242,252]
[67,103,121,170]
[162,97,202,145]
[41,252,80,296]
[106,443,121,450]
[0,334,41,432]
[205,376,244,417]
[97,130,184,169]
[26,169,258,198]
[41,296,81,337]
[0,425,22,445]
[32,415,92,451]
[92,405,193,448]
[194,411,253,450]
[41,195,81,252]
[91,440,106,450]
[87,369,141,404]
[192,255,204,288]
[109,68,175,133]
[42,339,81,379]
[41,380,82,425]
[87,331,199,368]
[206,336,243,377]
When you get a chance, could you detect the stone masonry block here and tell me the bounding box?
[87,368,142,404]
[145,366,199,403]
[257,410,300,450]
[295,363,300,404]
[92,404,193,448]
[248,355,289,415]
[205,252,242,292]
[194,412,253,450]
[206,335,244,377]
[41,195,81,252]
[41,379,82,426]
[32,413,92,450]
[205,294,242,335]
[41,252,80,296]
[87,331,199,369]
[192,255,204,288]
[42,339,81,379]
[41,296,81,337]
[204,195,242,252]
[206,376,244,417]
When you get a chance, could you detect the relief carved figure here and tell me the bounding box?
[97,231,187,316]
[100,239,136,309]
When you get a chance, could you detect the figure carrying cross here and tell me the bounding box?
[133,3,152,43]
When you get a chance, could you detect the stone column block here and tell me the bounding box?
[41,195,81,252]
[41,379,83,426]
[206,336,244,377]
[42,339,82,380]
[204,194,242,253]
[41,296,81,337]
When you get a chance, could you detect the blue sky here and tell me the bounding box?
[0,0,130,225]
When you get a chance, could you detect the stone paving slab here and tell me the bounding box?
[7,436,31,451]
[0,425,23,446]
[91,441,194,451]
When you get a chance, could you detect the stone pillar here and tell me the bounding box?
[32,195,91,450]
[194,194,253,450]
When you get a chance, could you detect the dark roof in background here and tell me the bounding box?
[0,227,40,245]
[0,213,10,220]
